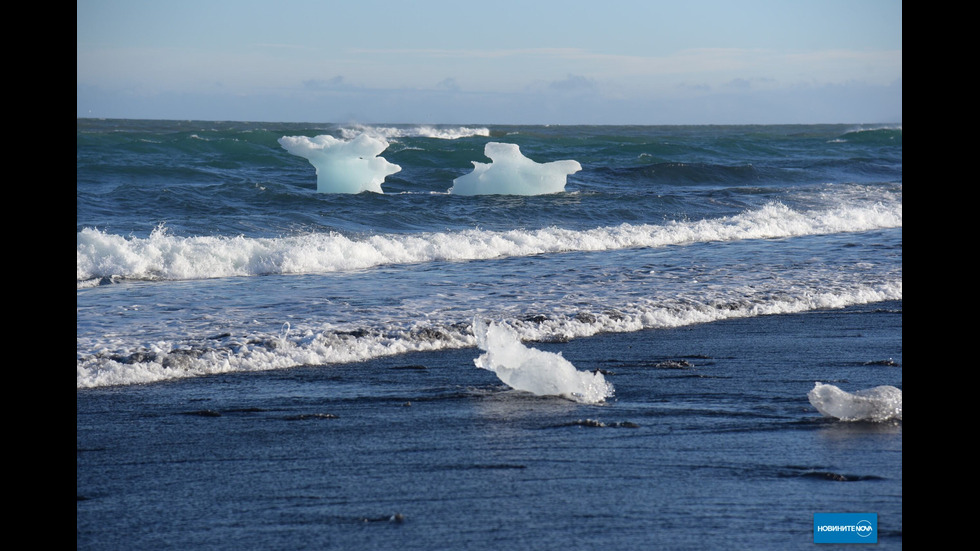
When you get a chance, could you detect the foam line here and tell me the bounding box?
[77,201,902,284]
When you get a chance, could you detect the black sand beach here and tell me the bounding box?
[77,301,902,550]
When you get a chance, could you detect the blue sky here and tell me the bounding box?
[76,0,902,125]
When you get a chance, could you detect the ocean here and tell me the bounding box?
[77,120,902,549]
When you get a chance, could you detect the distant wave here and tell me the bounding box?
[845,124,902,132]
[831,126,902,145]
[339,125,490,140]
[77,201,902,285]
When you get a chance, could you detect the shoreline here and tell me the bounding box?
[77,298,903,392]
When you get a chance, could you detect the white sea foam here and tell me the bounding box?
[473,319,613,404]
[76,201,903,284]
[807,382,902,422]
[503,283,903,343]
[76,282,902,389]
[278,134,401,193]
[339,125,490,140]
[450,142,581,195]
[76,324,476,389]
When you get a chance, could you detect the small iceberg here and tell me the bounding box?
[473,319,613,404]
[807,382,902,422]
[278,134,401,194]
[450,142,581,195]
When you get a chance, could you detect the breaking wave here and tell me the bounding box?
[77,201,901,285]
[339,125,491,140]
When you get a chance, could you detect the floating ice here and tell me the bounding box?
[807,382,902,422]
[473,319,613,404]
[278,134,401,194]
[450,142,581,195]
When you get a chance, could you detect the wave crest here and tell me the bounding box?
[339,125,490,140]
[77,201,902,285]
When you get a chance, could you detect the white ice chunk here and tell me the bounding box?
[807,382,902,422]
[450,142,581,195]
[473,319,613,404]
[278,134,401,194]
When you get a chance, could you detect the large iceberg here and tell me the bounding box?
[807,382,902,422]
[278,134,401,194]
[450,142,581,195]
[473,319,613,404]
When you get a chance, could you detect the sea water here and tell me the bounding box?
[76,121,901,390]
[77,120,901,549]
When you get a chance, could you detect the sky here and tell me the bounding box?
[76,0,902,125]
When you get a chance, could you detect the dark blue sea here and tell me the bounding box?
[77,120,902,550]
